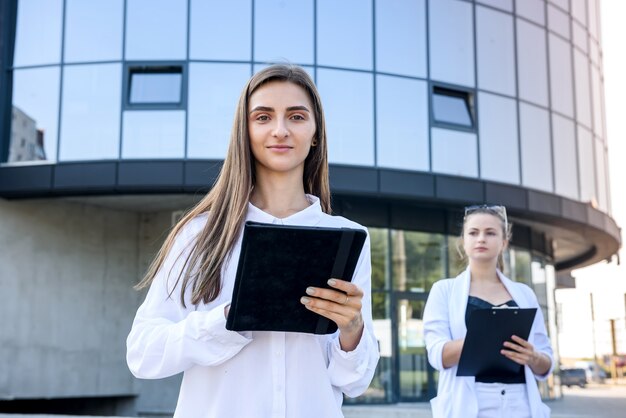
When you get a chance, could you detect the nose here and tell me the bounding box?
[272,119,289,139]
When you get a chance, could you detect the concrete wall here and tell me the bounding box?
[0,198,141,399]
[0,198,185,416]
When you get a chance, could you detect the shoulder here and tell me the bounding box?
[173,212,209,247]
[504,278,539,304]
[318,213,368,233]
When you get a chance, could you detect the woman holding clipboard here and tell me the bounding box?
[423,205,553,418]
[126,64,379,418]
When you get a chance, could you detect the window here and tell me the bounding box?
[126,65,185,108]
[429,0,474,87]
[432,86,474,129]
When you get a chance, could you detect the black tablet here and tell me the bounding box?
[226,221,367,335]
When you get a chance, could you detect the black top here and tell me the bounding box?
[465,296,526,384]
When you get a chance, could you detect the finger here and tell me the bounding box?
[501,349,529,365]
[502,341,527,353]
[511,335,533,349]
[306,287,360,307]
[327,279,364,297]
[301,296,355,316]
[303,303,350,325]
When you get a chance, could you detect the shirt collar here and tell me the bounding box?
[246,194,323,226]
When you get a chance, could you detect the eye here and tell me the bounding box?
[255,114,270,122]
[290,113,306,120]
[468,231,478,236]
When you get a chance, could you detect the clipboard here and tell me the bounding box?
[456,307,537,377]
[225,221,367,335]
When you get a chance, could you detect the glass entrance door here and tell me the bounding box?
[394,296,435,401]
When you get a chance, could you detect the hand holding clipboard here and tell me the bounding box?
[457,307,537,377]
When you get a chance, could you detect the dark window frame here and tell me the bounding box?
[430,83,476,132]
[123,62,187,111]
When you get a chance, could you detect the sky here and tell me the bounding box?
[559,1,626,359]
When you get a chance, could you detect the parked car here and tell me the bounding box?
[560,368,587,388]
[575,360,607,383]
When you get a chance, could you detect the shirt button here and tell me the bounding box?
[501,389,506,395]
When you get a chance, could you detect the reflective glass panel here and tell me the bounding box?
[432,89,473,127]
[129,71,182,104]
[317,69,374,166]
[573,21,588,53]
[572,0,587,25]
[190,0,251,60]
[549,34,574,118]
[377,76,429,171]
[577,126,596,203]
[346,292,393,403]
[431,128,478,178]
[370,228,390,290]
[574,49,592,128]
[59,64,122,161]
[477,0,512,12]
[14,0,63,67]
[548,4,570,39]
[516,19,549,107]
[375,0,426,77]
[552,114,578,199]
[590,40,600,65]
[588,0,599,40]
[447,235,465,278]
[9,67,60,163]
[187,63,251,158]
[510,248,532,286]
[255,0,313,64]
[519,103,553,192]
[122,111,186,158]
[478,93,519,184]
[396,299,429,400]
[549,0,569,11]
[595,138,608,211]
[125,0,187,60]
[391,230,445,293]
[429,0,474,87]
[477,7,515,96]
[64,0,123,63]
[591,66,604,138]
[515,0,545,25]
[317,0,372,70]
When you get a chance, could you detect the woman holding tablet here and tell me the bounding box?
[126,64,379,418]
[423,205,553,418]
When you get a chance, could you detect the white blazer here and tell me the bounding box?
[423,267,554,418]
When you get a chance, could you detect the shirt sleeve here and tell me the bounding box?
[326,233,381,398]
[126,222,252,379]
[526,287,554,381]
[423,280,453,372]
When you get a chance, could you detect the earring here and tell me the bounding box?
[311,139,318,147]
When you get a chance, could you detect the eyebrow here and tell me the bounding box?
[249,105,311,114]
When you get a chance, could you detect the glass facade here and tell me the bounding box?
[0,1,613,407]
[4,0,611,213]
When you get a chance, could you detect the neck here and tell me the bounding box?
[250,167,309,218]
[468,260,500,283]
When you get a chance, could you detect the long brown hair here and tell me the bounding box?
[135,64,332,306]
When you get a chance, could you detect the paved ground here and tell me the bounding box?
[343,383,626,418]
[1,383,625,418]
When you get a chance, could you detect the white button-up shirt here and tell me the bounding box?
[126,196,380,418]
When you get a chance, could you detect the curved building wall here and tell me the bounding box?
[0,0,617,414]
[3,0,611,212]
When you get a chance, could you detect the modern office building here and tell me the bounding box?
[0,0,620,415]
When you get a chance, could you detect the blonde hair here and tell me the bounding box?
[135,64,331,306]
[456,206,512,271]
